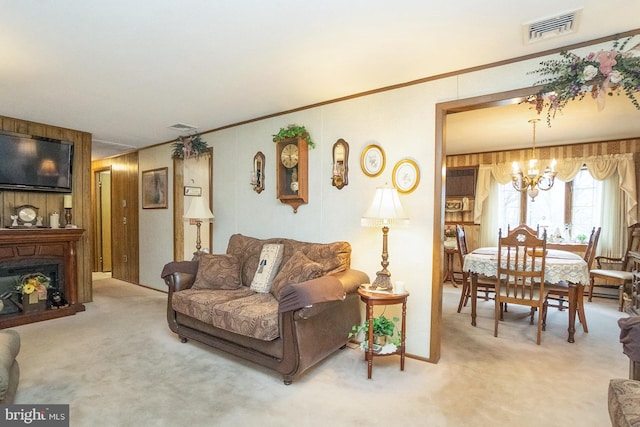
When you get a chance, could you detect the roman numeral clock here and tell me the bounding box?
[275,137,308,213]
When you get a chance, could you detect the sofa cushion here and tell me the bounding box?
[289,241,352,275]
[226,234,352,286]
[192,254,242,290]
[212,293,280,341]
[250,244,285,293]
[271,250,324,300]
[172,288,254,324]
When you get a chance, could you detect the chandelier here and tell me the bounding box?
[511,119,557,201]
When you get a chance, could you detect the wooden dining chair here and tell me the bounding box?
[507,223,540,238]
[542,226,600,332]
[589,223,640,311]
[495,227,547,345]
[455,224,497,313]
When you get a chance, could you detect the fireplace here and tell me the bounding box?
[0,228,85,327]
[0,260,62,315]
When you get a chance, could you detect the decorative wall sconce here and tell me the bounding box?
[251,151,265,193]
[331,139,349,189]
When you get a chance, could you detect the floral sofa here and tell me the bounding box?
[161,234,368,384]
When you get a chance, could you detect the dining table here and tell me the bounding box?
[462,247,589,343]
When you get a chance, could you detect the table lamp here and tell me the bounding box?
[184,196,214,253]
[361,184,410,291]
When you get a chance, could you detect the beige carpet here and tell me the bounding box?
[11,277,629,426]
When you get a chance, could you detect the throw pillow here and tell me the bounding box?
[192,254,242,290]
[270,250,324,300]
[250,244,285,293]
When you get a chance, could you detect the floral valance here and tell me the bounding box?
[474,153,637,226]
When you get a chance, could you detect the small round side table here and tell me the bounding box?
[443,247,459,286]
[357,287,409,379]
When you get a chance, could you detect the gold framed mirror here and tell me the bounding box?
[331,138,349,189]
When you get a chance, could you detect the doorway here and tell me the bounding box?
[94,169,112,273]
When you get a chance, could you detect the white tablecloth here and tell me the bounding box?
[462,247,589,285]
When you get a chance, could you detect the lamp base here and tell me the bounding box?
[371,272,392,292]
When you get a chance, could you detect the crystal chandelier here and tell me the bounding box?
[511,119,557,201]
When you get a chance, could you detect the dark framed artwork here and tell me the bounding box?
[142,167,168,209]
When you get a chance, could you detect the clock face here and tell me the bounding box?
[280,143,299,168]
[17,205,38,225]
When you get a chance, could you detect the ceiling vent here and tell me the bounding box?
[168,123,198,132]
[523,9,581,43]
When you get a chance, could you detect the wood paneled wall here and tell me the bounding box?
[446,138,640,167]
[91,153,139,284]
[0,115,93,303]
[444,138,640,254]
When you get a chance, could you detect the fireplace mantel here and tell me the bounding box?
[0,228,86,327]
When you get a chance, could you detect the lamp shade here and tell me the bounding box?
[361,185,409,227]
[184,197,214,221]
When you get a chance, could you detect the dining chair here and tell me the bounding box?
[455,224,497,313]
[542,226,600,332]
[589,223,640,311]
[507,223,540,238]
[495,227,547,345]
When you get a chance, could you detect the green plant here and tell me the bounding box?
[349,314,400,345]
[272,124,315,148]
[171,134,209,159]
[577,233,587,243]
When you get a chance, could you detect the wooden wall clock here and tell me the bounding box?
[276,137,308,213]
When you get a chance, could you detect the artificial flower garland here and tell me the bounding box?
[530,36,640,125]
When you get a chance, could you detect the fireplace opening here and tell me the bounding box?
[0,260,63,315]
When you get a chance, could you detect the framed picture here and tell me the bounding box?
[392,159,420,194]
[360,144,385,177]
[184,186,202,196]
[142,168,168,209]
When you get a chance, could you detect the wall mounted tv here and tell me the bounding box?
[0,131,73,193]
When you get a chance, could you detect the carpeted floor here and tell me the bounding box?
[12,277,629,426]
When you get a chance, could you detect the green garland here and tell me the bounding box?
[272,124,315,148]
[171,135,210,159]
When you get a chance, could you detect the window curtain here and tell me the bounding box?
[473,153,637,255]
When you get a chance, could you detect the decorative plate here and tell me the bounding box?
[392,159,420,194]
[360,144,385,177]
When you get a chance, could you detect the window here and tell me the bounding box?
[571,168,603,239]
[497,168,600,241]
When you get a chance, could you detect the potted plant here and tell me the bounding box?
[272,124,315,148]
[349,314,400,348]
[171,134,210,159]
[576,233,587,244]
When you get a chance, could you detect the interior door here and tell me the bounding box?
[96,170,112,272]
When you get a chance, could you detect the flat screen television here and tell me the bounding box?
[0,131,73,193]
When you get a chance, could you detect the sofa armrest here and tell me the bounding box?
[165,273,196,292]
[0,330,20,402]
[278,269,369,314]
[161,261,198,292]
[331,269,370,294]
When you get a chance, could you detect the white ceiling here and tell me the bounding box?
[1,1,639,160]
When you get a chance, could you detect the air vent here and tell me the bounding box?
[168,123,198,132]
[523,9,581,43]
